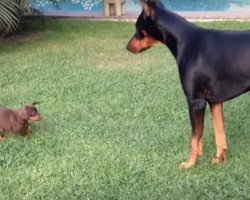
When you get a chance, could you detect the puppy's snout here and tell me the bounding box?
[29,114,42,121]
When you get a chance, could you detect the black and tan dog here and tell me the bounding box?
[127,0,250,169]
[0,103,42,141]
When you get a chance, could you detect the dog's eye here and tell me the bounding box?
[136,29,144,39]
[27,108,37,116]
[142,30,148,37]
[28,111,35,116]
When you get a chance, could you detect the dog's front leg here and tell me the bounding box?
[0,135,4,141]
[209,102,227,164]
[25,124,32,138]
[179,99,206,169]
[0,128,4,141]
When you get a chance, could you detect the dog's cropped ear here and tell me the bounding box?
[141,0,156,19]
[141,0,150,16]
[147,0,158,3]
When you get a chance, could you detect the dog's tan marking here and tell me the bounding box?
[126,30,159,53]
[179,115,204,169]
[198,136,203,156]
[179,135,199,169]
[210,102,227,164]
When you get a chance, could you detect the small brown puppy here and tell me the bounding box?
[0,103,42,141]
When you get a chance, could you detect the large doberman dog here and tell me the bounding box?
[127,0,250,169]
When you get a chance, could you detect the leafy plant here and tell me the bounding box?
[0,0,35,36]
[0,0,20,35]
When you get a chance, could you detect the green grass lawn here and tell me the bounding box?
[1,19,250,199]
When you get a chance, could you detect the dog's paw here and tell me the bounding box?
[211,155,226,165]
[178,161,195,170]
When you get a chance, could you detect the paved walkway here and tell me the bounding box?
[44,10,250,21]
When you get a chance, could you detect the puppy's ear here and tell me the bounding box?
[19,107,29,120]
[32,102,41,106]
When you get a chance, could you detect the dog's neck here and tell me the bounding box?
[155,7,198,43]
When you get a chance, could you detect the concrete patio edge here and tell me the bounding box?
[43,11,250,21]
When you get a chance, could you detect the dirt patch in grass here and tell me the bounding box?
[0,32,40,44]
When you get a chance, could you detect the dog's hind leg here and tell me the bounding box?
[198,132,203,156]
[209,102,227,164]
[179,99,206,169]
